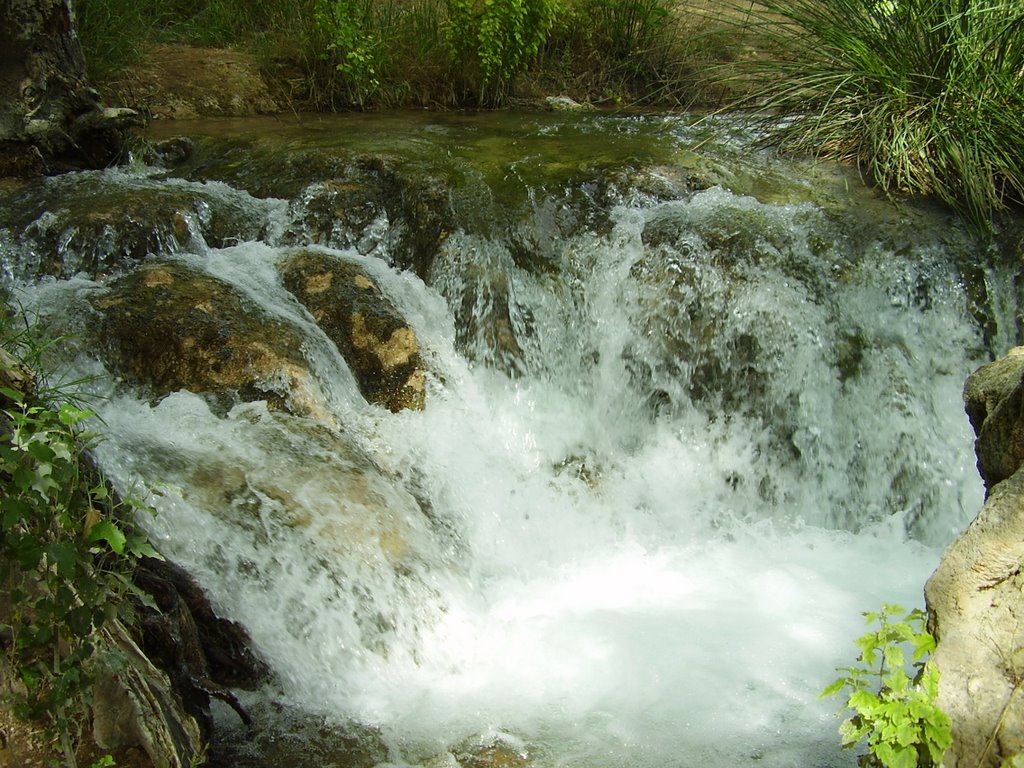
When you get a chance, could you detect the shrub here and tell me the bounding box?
[724,0,1024,232]
[445,0,560,104]
[315,0,383,106]
[1,315,159,767]
[821,604,952,768]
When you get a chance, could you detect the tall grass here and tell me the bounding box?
[721,0,1024,230]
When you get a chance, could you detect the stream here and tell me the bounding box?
[1,110,1020,768]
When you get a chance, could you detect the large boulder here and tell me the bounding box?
[963,347,1024,492]
[925,347,1024,767]
[89,261,333,419]
[91,619,205,768]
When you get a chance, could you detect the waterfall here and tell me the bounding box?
[1,112,1007,768]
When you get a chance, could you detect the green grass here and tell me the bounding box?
[717,0,1024,231]
[75,0,743,109]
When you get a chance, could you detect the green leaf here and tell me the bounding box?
[46,540,78,578]
[57,402,95,428]
[883,643,905,670]
[849,689,882,715]
[821,677,847,698]
[912,631,936,661]
[124,534,161,560]
[894,720,919,747]
[86,520,127,554]
[0,386,25,403]
[839,717,871,746]
[888,745,917,768]
[1,497,31,529]
[66,605,95,638]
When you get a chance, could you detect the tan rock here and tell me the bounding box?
[278,249,427,412]
[926,348,1024,767]
[90,261,333,421]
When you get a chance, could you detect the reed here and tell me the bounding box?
[720,0,1024,230]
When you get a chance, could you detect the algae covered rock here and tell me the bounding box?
[279,248,427,412]
[0,171,273,282]
[89,261,330,418]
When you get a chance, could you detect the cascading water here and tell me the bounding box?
[1,112,1014,768]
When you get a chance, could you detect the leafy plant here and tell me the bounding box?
[446,0,560,104]
[722,0,1024,233]
[821,604,952,768]
[1,318,159,767]
[315,0,383,106]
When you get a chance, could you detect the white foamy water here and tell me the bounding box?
[55,182,983,768]
[7,125,992,767]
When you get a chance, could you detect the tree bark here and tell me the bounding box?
[0,0,140,176]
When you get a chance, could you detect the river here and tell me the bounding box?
[1,110,1016,768]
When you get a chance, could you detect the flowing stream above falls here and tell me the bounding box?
[3,111,1022,768]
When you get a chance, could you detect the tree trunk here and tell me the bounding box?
[0,0,140,176]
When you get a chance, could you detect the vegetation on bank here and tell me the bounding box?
[822,605,951,768]
[74,0,1023,229]
[726,0,1024,231]
[74,0,748,109]
[1,312,159,767]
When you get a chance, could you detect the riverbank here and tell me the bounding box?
[79,0,761,116]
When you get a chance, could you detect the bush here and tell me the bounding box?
[821,604,952,768]
[724,0,1024,232]
[445,0,560,104]
[1,314,158,767]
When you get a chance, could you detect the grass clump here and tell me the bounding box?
[721,0,1024,231]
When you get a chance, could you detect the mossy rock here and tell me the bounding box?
[278,248,427,412]
[964,347,1024,492]
[173,142,454,279]
[89,261,330,418]
[0,174,269,282]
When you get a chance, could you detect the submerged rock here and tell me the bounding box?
[279,248,427,412]
[926,347,1024,767]
[0,172,272,283]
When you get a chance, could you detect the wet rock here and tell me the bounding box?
[89,262,332,418]
[140,137,196,169]
[430,234,528,375]
[544,95,589,112]
[208,702,388,768]
[281,161,452,280]
[963,347,1024,492]
[170,143,454,279]
[132,557,268,738]
[925,347,1024,767]
[92,619,205,768]
[278,248,427,411]
[0,140,47,178]
[0,173,272,282]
